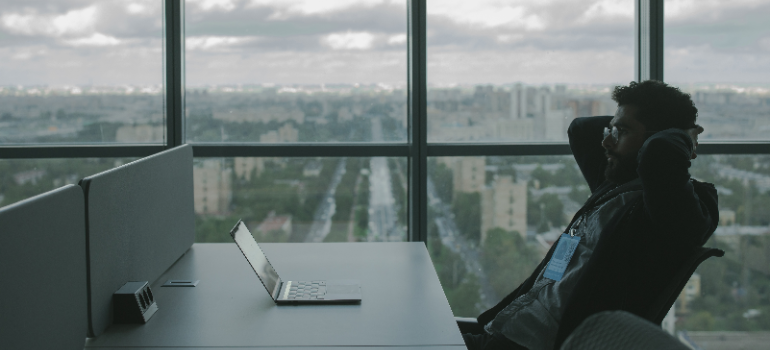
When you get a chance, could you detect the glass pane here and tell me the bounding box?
[194,157,407,243]
[665,1,770,141]
[0,158,134,207]
[185,1,407,143]
[428,155,585,316]
[427,0,634,142]
[0,1,165,144]
[676,154,770,347]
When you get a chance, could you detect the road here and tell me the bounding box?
[367,117,404,242]
[304,158,347,243]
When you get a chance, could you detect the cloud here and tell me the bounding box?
[428,1,545,30]
[323,31,374,50]
[1,6,97,37]
[187,36,255,50]
[581,0,633,21]
[126,1,156,15]
[65,33,121,47]
[247,0,401,18]
[388,34,406,45]
[187,0,239,12]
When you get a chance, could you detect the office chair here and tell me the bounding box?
[559,310,690,350]
[455,246,724,335]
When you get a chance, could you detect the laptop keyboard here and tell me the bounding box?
[286,281,326,300]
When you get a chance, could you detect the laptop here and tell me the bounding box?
[229,220,362,304]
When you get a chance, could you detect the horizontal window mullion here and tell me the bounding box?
[697,142,770,155]
[427,143,572,157]
[191,143,410,158]
[0,145,166,159]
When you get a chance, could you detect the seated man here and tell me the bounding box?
[463,80,719,350]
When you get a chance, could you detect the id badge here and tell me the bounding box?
[543,233,581,281]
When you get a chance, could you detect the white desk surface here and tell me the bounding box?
[84,242,466,349]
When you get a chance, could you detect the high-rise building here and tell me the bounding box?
[481,175,528,242]
[452,156,486,193]
[193,159,232,215]
[234,157,265,181]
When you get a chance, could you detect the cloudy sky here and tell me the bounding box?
[0,0,768,87]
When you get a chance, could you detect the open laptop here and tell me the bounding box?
[229,220,362,304]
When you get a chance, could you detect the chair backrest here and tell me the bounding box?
[0,185,88,350]
[79,144,194,337]
[647,246,724,324]
[560,310,690,350]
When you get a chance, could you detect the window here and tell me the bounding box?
[665,1,770,141]
[428,155,582,315]
[427,0,634,142]
[185,0,407,143]
[0,1,165,144]
[194,157,407,243]
[2,1,770,347]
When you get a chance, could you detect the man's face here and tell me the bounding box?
[602,105,648,184]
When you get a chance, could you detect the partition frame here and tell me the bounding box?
[1,0,769,243]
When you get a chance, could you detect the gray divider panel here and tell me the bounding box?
[0,185,87,350]
[80,144,194,337]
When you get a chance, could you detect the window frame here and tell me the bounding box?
[1,0,769,243]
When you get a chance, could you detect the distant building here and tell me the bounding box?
[13,169,46,185]
[676,273,701,315]
[719,210,736,226]
[452,156,486,193]
[234,157,264,181]
[115,124,164,143]
[481,175,528,242]
[303,161,323,177]
[256,211,292,237]
[260,123,299,143]
[193,159,232,215]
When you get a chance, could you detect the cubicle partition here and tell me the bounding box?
[0,184,88,350]
[79,144,195,337]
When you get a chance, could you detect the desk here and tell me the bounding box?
[84,243,466,349]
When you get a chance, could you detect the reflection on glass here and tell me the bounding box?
[0,1,165,144]
[194,157,407,243]
[0,158,134,207]
[427,0,633,142]
[185,0,407,143]
[429,154,770,347]
[665,1,770,141]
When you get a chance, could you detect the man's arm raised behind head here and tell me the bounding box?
[637,128,717,246]
[568,116,613,193]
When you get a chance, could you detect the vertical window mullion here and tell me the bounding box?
[165,0,185,148]
[636,0,664,82]
[408,0,428,243]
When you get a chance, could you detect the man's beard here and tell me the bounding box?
[604,151,639,184]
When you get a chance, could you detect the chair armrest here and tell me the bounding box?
[456,317,485,335]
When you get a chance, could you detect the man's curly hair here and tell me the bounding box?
[612,80,698,131]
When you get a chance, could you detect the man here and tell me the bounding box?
[463,80,719,350]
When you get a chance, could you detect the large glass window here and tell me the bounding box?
[675,155,770,344]
[428,155,585,316]
[665,1,770,141]
[427,0,634,142]
[193,157,407,243]
[185,0,407,143]
[0,0,165,144]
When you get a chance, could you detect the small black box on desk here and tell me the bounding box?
[113,281,158,324]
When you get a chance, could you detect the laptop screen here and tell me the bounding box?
[230,221,281,298]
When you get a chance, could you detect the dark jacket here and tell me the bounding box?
[476,116,719,349]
